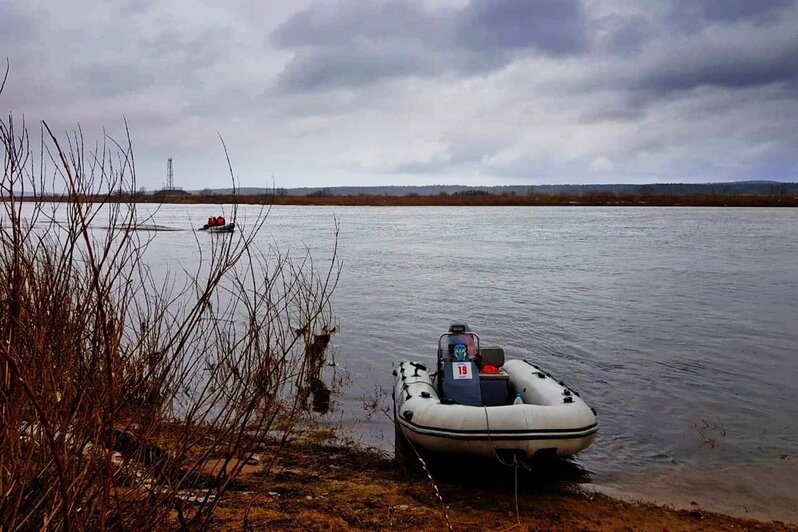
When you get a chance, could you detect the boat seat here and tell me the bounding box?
[480,347,505,368]
[441,359,482,407]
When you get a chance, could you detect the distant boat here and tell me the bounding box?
[198,222,235,233]
[198,216,234,233]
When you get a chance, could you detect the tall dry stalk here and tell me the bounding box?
[0,78,340,530]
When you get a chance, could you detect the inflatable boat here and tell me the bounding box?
[393,323,597,462]
[198,222,235,233]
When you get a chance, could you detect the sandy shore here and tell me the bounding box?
[206,433,795,531]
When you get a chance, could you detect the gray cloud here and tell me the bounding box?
[637,37,798,94]
[559,12,798,116]
[273,0,589,91]
[667,0,796,28]
[0,3,36,44]
[601,14,656,56]
[273,0,441,48]
[457,0,588,55]
[145,27,231,69]
[75,63,154,99]
[277,42,439,91]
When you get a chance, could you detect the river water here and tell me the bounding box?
[104,205,798,522]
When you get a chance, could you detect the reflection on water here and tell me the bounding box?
[70,204,798,523]
[299,327,337,414]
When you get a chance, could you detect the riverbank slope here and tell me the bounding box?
[207,434,794,531]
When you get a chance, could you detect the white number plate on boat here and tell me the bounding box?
[452,362,473,380]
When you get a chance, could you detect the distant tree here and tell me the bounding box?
[769,183,788,195]
[640,184,655,196]
[308,188,331,197]
[276,187,288,196]
[438,191,448,196]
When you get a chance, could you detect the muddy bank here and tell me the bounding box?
[206,433,794,531]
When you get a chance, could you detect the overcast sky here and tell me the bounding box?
[2,0,797,189]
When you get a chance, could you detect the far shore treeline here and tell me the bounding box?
[28,181,798,207]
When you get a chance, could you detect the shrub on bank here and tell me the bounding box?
[0,87,340,530]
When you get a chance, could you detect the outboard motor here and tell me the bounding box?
[437,322,482,406]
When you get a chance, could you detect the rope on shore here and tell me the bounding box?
[406,437,453,532]
[391,391,452,532]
